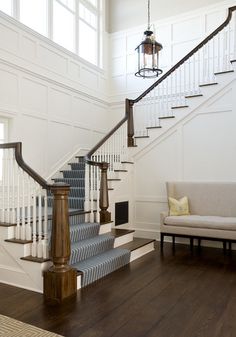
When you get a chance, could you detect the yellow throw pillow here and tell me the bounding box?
[168,196,190,216]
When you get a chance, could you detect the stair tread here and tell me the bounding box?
[61,170,85,172]
[72,247,130,286]
[107,178,121,181]
[146,126,162,129]
[119,237,155,251]
[21,256,50,263]
[134,136,149,139]
[114,169,128,172]
[171,105,189,109]
[185,94,203,98]
[121,161,134,164]
[214,70,234,75]
[71,233,113,249]
[111,228,135,238]
[0,222,16,227]
[199,82,218,87]
[5,238,33,244]
[159,116,175,119]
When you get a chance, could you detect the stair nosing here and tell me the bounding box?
[134,136,149,139]
[119,238,156,251]
[146,126,162,129]
[159,116,175,119]
[171,105,189,109]
[199,82,218,87]
[214,70,234,75]
[185,94,203,98]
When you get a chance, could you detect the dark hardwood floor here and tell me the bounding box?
[1,242,236,337]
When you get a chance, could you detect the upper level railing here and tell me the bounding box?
[130,6,236,138]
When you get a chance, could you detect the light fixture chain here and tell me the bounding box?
[148,0,151,30]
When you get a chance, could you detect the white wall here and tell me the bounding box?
[132,76,236,239]
[0,11,111,178]
[109,0,235,106]
[108,0,229,33]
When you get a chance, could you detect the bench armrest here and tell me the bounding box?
[160,211,169,226]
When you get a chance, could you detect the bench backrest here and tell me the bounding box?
[166,182,236,217]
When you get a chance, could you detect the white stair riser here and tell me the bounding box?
[114,233,134,247]
[77,275,82,289]
[99,223,112,234]
[0,227,15,239]
[130,242,155,262]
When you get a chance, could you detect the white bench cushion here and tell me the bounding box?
[164,215,236,231]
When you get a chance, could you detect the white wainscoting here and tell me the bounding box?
[0,11,110,178]
[132,78,236,239]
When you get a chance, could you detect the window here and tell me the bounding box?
[53,0,75,52]
[0,0,103,67]
[78,2,97,64]
[0,1,12,16]
[20,0,48,36]
[0,119,8,179]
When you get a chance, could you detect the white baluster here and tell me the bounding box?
[2,150,6,224]
[31,183,37,257]
[26,175,32,241]
[96,166,99,223]
[90,164,94,222]
[234,12,236,59]
[84,164,90,214]
[228,20,231,69]
[37,191,43,258]
[11,151,15,224]
[20,170,26,240]
[218,31,221,72]
[15,164,20,239]
[6,149,10,224]
[42,190,49,259]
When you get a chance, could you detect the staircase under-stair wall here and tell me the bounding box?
[0,6,236,302]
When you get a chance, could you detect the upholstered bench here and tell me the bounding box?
[160,182,236,252]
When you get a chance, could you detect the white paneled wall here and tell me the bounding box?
[0,11,110,178]
[109,1,234,103]
[132,78,236,239]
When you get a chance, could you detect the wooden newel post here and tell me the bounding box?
[44,183,77,305]
[99,162,111,224]
[126,98,135,147]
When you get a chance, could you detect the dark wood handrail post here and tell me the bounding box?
[99,162,111,224]
[126,98,135,147]
[44,183,77,305]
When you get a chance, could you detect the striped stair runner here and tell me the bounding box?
[49,156,131,287]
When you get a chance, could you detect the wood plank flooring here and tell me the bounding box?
[1,242,236,337]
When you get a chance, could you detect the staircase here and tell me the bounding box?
[50,157,154,288]
[0,6,236,302]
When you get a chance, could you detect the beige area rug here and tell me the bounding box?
[0,314,64,337]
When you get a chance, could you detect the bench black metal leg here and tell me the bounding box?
[229,241,232,255]
[223,241,227,254]
[160,233,164,252]
[198,238,201,250]
[172,235,175,251]
[190,237,194,252]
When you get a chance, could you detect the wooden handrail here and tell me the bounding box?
[0,142,49,189]
[84,6,236,158]
[86,116,128,162]
[132,6,236,104]
[82,6,236,224]
[0,142,76,304]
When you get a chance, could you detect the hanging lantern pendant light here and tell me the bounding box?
[135,0,163,78]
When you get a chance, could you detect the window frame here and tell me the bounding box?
[1,0,103,68]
